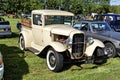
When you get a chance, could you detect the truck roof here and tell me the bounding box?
[32,10,74,16]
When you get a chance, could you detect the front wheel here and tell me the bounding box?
[46,48,63,72]
[104,43,117,58]
[19,35,25,50]
[93,48,107,65]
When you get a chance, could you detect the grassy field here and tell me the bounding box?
[0,17,120,80]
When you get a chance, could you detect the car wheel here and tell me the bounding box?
[47,48,63,72]
[105,43,117,58]
[93,48,107,65]
[19,35,25,50]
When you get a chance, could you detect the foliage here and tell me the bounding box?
[92,4,110,14]
[1,0,120,15]
[0,0,44,14]
[47,0,58,9]
[109,6,120,14]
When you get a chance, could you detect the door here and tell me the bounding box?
[32,14,43,46]
[80,22,91,38]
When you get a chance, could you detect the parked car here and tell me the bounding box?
[0,52,4,80]
[73,20,120,58]
[93,14,120,31]
[0,17,12,37]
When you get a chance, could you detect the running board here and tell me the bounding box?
[27,47,40,55]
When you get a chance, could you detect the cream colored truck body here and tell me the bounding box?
[19,10,106,72]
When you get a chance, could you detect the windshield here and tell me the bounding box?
[91,23,111,32]
[44,15,72,25]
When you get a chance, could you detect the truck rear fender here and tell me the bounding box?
[85,39,105,56]
[19,31,33,48]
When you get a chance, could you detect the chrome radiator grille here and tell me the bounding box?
[72,34,84,59]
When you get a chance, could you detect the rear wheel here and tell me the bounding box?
[19,35,25,50]
[93,48,107,65]
[46,48,63,72]
[105,43,117,58]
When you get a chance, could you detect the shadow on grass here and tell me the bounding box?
[70,62,110,71]
[0,44,29,80]
[11,32,19,38]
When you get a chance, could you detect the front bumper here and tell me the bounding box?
[0,32,12,36]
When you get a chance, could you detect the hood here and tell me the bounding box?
[45,24,83,36]
[96,31,120,40]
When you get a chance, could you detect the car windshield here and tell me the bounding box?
[91,23,111,32]
[45,15,72,25]
[73,23,81,29]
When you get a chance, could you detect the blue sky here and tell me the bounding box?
[110,0,120,5]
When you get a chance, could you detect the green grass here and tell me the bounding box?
[0,17,120,80]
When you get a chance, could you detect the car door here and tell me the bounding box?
[80,22,92,38]
[88,22,107,42]
[32,14,43,46]
[80,22,104,41]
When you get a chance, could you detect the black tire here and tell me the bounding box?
[105,43,117,58]
[93,48,107,65]
[19,35,25,50]
[46,48,63,72]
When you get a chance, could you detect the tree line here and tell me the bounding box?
[0,0,120,15]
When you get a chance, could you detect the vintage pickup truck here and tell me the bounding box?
[19,10,107,72]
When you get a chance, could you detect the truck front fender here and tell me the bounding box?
[85,39,105,56]
[49,42,67,52]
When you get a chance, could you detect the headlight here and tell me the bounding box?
[66,37,72,45]
[87,37,94,45]
[66,37,72,49]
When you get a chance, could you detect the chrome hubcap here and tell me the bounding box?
[49,53,56,67]
[105,47,113,57]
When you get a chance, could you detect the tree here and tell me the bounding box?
[46,0,58,9]
[0,0,113,16]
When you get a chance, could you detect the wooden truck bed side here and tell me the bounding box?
[21,18,32,28]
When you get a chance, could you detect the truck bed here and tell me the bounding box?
[21,18,32,28]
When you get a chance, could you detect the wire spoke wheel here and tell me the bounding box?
[105,43,117,58]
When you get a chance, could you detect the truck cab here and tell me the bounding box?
[19,10,107,72]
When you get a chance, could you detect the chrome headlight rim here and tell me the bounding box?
[87,37,94,45]
[66,37,72,45]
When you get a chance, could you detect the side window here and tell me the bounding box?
[33,14,42,25]
[80,23,89,31]
[91,23,98,31]
[73,23,81,29]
